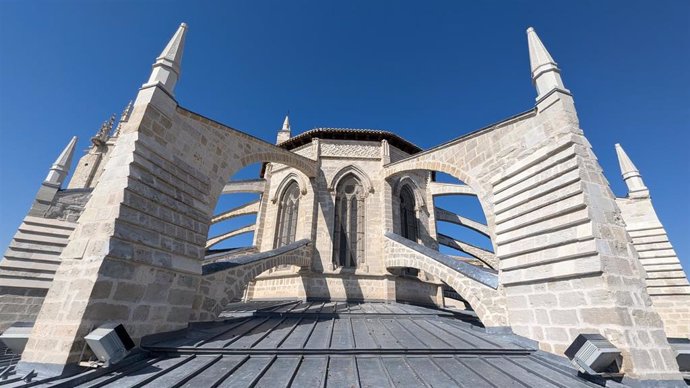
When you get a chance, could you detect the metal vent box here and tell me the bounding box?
[564,333,621,374]
[0,321,34,354]
[84,323,135,366]
[668,338,690,372]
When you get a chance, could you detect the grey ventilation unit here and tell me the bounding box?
[0,322,34,354]
[84,323,135,366]
[668,338,690,372]
[564,334,621,375]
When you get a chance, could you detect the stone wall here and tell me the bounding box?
[302,273,395,302]
[245,267,305,300]
[394,276,442,307]
[248,270,444,307]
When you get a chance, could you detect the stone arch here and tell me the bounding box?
[383,235,507,327]
[384,160,495,239]
[194,241,312,321]
[392,175,427,210]
[270,173,308,204]
[428,182,476,197]
[211,200,260,224]
[206,224,255,248]
[239,151,316,181]
[328,165,374,196]
[385,163,498,263]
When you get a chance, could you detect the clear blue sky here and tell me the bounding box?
[1,1,688,273]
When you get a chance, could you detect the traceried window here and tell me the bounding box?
[333,174,365,268]
[399,185,418,242]
[274,181,300,248]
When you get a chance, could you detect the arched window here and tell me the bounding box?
[399,185,418,242]
[333,174,364,268]
[274,181,300,248]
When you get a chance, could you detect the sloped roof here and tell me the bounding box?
[279,128,423,155]
[15,301,600,387]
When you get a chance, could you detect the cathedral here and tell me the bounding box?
[0,23,688,386]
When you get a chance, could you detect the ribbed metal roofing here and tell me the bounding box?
[279,128,423,155]
[10,301,602,387]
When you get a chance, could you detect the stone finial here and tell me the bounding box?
[142,23,188,96]
[615,143,649,198]
[526,27,570,101]
[276,114,292,144]
[44,136,78,187]
[113,100,134,137]
[381,139,390,164]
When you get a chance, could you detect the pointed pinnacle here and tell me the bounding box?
[615,143,640,179]
[527,27,558,77]
[120,100,133,122]
[157,22,187,67]
[615,143,649,197]
[143,23,188,95]
[114,100,133,137]
[282,115,291,132]
[45,136,78,186]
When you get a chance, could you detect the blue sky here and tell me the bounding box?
[1,1,688,273]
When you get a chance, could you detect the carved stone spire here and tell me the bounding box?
[142,23,188,96]
[615,143,649,198]
[91,114,115,146]
[113,100,133,137]
[276,114,291,144]
[44,136,78,187]
[527,27,570,102]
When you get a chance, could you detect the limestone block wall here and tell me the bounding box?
[394,276,443,307]
[244,268,305,301]
[302,273,394,302]
[383,94,681,379]
[248,270,443,307]
[0,287,46,331]
[67,137,118,190]
[617,196,690,337]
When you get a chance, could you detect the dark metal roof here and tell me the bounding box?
[12,301,602,387]
[279,128,423,155]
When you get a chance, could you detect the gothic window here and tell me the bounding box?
[333,174,365,268]
[274,181,300,248]
[399,185,418,242]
